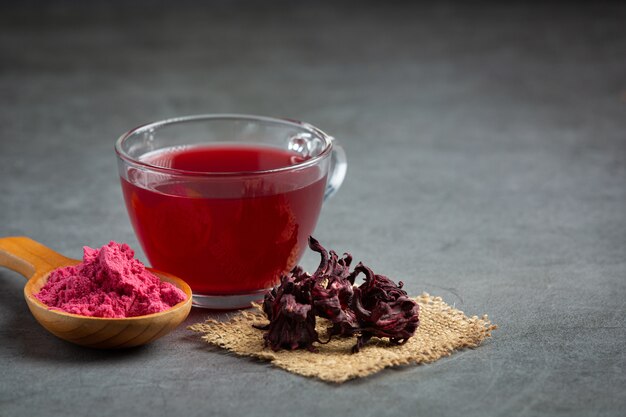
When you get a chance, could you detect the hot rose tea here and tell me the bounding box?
[121,145,327,295]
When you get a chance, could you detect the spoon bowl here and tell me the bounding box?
[0,237,192,349]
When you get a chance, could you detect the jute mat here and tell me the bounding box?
[189,293,496,383]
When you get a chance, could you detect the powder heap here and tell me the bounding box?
[34,242,187,318]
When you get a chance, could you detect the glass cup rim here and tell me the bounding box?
[115,113,334,177]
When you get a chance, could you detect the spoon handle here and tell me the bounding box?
[0,237,72,279]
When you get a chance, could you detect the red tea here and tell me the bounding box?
[120,145,327,295]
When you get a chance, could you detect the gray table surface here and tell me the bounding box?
[1,1,625,416]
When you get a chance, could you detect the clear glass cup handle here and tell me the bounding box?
[325,138,347,200]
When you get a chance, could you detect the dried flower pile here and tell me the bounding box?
[256,237,420,353]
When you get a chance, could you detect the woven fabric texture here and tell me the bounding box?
[189,293,496,383]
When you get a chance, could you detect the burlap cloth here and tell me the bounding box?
[189,293,496,383]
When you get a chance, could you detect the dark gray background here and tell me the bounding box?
[1,1,625,416]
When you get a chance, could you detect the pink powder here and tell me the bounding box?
[34,241,187,318]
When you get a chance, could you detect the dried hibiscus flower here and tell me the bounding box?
[308,237,359,338]
[257,237,420,353]
[257,271,321,351]
[350,263,420,353]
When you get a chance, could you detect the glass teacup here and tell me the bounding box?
[115,114,346,309]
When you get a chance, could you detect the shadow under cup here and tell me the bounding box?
[115,115,347,309]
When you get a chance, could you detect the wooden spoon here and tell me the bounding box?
[0,237,192,349]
